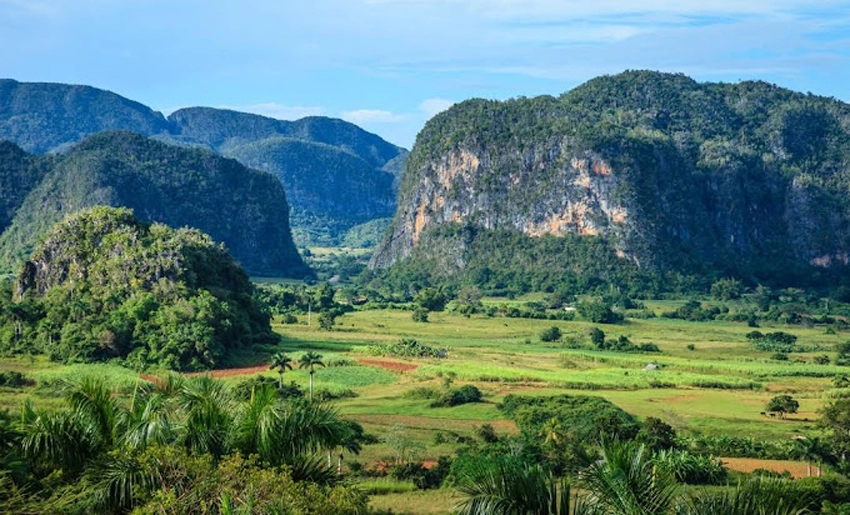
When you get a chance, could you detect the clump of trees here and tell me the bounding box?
[1,207,275,371]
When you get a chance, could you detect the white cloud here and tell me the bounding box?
[339,109,409,125]
[419,98,455,117]
[218,103,326,120]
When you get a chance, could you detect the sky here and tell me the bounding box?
[2,0,850,149]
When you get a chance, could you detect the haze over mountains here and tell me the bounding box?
[371,71,850,291]
[0,78,406,248]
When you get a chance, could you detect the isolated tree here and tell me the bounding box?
[299,351,325,401]
[766,395,799,419]
[819,397,850,465]
[318,311,336,331]
[269,352,294,389]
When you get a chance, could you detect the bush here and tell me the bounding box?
[0,371,34,388]
[367,338,447,358]
[540,326,562,342]
[411,307,429,323]
[430,385,483,407]
[578,300,623,324]
[655,449,728,485]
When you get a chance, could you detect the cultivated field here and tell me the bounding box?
[1,299,842,514]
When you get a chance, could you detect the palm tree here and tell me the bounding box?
[580,440,679,515]
[793,436,830,477]
[455,458,573,515]
[269,352,294,389]
[178,375,233,459]
[682,476,813,515]
[299,351,325,401]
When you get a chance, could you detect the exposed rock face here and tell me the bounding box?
[371,71,850,282]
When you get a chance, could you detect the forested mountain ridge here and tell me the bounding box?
[0,132,309,278]
[371,71,850,290]
[0,79,172,154]
[225,137,396,245]
[0,79,406,246]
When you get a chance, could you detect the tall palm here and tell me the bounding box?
[581,440,679,515]
[299,351,325,401]
[269,352,294,389]
[455,458,573,515]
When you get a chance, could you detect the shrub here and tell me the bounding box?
[656,449,728,485]
[0,371,34,388]
[431,385,483,407]
[540,326,562,342]
[814,355,831,365]
[411,307,429,323]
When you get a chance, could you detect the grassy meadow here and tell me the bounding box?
[1,299,844,514]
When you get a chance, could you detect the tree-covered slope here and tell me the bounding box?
[0,79,173,153]
[224,137,395,245]
[7,206,273,370]
[371,71,850,289]
[0,132,309,278]
[0,141,52,232]
[0,80,408,247]
[167,108,404,168]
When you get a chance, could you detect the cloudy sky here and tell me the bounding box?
[2,0,849,148]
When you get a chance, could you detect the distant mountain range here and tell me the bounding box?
[371,71,850,291]
[0,131,309,278]
[0,78,406,247]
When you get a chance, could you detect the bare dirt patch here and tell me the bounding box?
[721,457,819,479]
[359,359,417,373]
[187,364,270,378]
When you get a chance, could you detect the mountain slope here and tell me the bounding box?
[167,108,403,167]
[0,141,52,232]
[224,137,395,245]
[371,71,850,289]
[0,132,309,277]
[0,79,173,153]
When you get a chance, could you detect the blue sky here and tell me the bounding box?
[2,0,849,149]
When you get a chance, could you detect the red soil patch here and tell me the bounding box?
[721,457,820,479]
[358,358,417,372]
[187,364,270,378]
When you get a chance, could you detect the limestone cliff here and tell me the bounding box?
[371,71,850,285]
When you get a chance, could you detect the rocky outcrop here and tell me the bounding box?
[371,71,850,283]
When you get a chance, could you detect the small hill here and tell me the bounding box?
[9,206,274,370]
[0,79,172,153]
[371,71,850,292]
[0,132,309,278]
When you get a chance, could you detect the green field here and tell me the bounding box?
[1,305,843,514]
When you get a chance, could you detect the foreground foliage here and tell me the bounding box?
[2,375,368,514]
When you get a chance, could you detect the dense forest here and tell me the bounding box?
[0,132,309,278]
